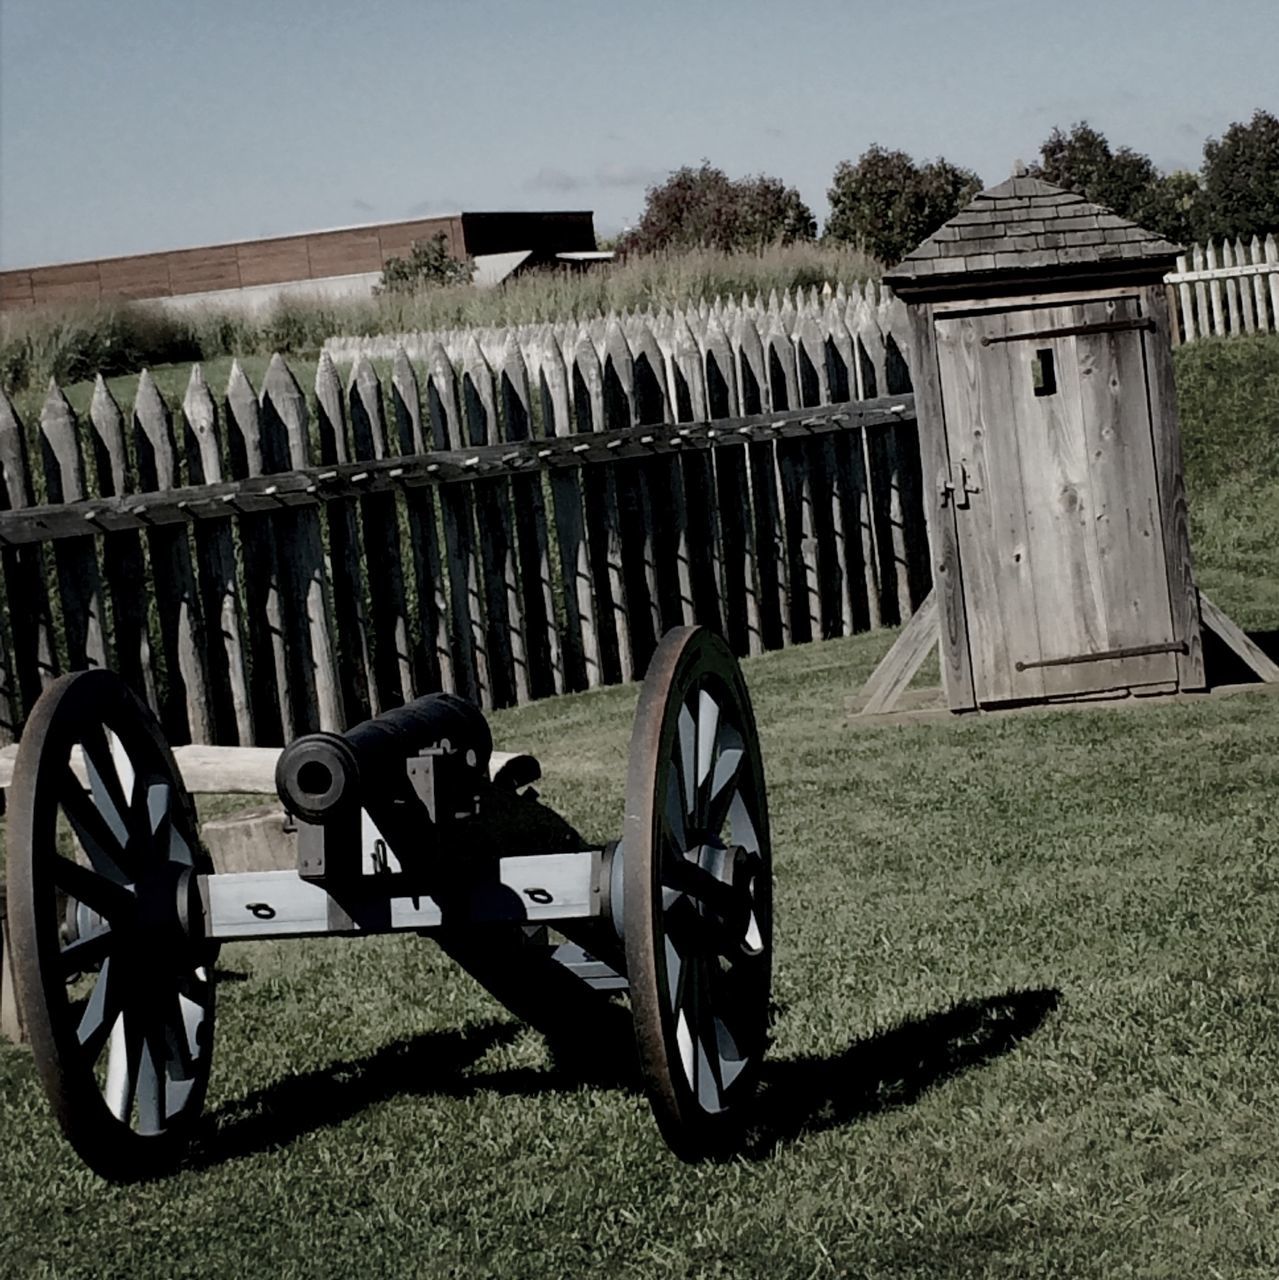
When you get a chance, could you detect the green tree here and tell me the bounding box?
[619,162,816,255]
[1030,123,1157,216]
[1028,122,1201,243]
[1140,170,1202,247]
[1196,109,1279,241]
[824,145,982,265]
[377,232,474,295]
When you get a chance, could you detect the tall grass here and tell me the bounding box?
[0,243,878,396]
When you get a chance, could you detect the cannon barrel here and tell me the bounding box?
[275,693,492,824]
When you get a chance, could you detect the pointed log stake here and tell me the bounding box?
[767,311,817,644]
[38,380,107,672]
[604,315,661,668]
[878,285,926,619]
[850,290,895,624]
[500,334,563,699]
[316,351,374,721]
[600,315,660,673]
[183,365,252,744]
[391,348,426,453]
[461,335,525,705]
[574,328,630,684]
[733,312,786,649]
[350,356,413,708]
[426,340,489,707]
[0,386,58,716]
[89,375,158,713]
[224,360,287,743]
[794,309,848,642]
[133,369,211,743]
[392,347,452,695]
[824,305,881,633]
[703,311,759,657]
[540,331,599,691]
[671,313,720,633]
[261,353,341,732]
[629,315,688,642]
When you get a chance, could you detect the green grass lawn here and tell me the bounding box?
[3,625,1279,1279]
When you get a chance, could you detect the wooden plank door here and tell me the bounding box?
[935,297,1178,704]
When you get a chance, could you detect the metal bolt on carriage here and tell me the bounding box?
[4,626,772,1179]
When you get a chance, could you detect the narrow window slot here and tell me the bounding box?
[1032,348,1057,397]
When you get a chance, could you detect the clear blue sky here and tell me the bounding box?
[0,0,1274,269]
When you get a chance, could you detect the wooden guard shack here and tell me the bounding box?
[867,174,1220,712]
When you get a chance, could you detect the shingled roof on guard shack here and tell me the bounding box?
[882,175,1182,285]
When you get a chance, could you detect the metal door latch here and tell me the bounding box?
[938,460,980,509]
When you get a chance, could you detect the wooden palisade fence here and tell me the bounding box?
[0,282,928,747]
[1166,233,1279,343]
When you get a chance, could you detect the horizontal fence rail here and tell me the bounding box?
[0,282,930,746]
[1166,233,1279,343]
[0,398,915,545]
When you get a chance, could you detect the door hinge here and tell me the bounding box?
[938,460,980,509]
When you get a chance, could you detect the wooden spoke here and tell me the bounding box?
[135,1034,166,1136]
[126,774,161,847]
[79,725,133,852]
[105,1011,139,1122]
[61,926,114,976]
[58,768,131,886]
[145,781,170,837]
[726,791,761,859]
[693,976,726,1114]
[676,702,697,824]
[703,725,745,838]
[76,957,124,1059]
[663,771,688,855]
[695,688,721,803]
[51,856,134,923]
[166,822,195,868]
[107,729,136,810]
[163,993,202,1081]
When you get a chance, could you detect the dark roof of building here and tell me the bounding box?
[884,176,1182,284]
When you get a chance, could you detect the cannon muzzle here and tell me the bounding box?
[276,693,493,825]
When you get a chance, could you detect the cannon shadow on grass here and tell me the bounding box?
[191,987,1059,1170]
[190,1021,525,1169]
[744,986,1062,1157]
[189,1000,640,1171]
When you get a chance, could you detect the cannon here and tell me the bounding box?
[4,626,772,1179]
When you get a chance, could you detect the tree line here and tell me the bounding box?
[615,109,1279,266]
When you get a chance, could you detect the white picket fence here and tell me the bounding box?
[1166,234,1279,343]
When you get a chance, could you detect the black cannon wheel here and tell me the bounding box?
[623,627,772,1158]
[6,671,216,1180]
